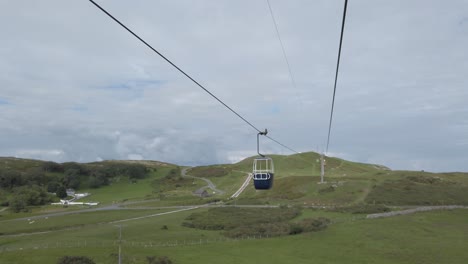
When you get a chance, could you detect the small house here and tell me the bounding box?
[193,188,210,198]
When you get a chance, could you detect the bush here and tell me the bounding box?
[181,207,329,238]
[56,186,67,199]
[165,168,181,180]
[42,161,64,173]
[57,256,95,264]
[296,217,331,232]
[289,224,304,235]
[47,181,61,193]
[329,204,390,214]
[9,185,54,212]
[183,207,300,231]
[146,256,173,264]
[9,195,27,213]
[365,178,468,205]
[318,185,335,194]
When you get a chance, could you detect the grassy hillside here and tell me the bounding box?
[1,208,467,264]
[2,153,468,209]
[1,154,468,263]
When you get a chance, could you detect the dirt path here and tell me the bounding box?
[367,205,468,219]
[181,167,225,195]
[109,205,203,224]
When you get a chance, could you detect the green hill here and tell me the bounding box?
[2,153,468,210]
[187,152,468,206]
[1,153,468,264]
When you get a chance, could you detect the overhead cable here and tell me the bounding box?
[265,135,300,154]
[88,0,262,133]
[88,0,301,155]
[326,0,348,153]
[266,0,298,92]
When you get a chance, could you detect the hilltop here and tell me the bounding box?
[2,151,467,211]
[1,153,468,263]
[187,152,468,207]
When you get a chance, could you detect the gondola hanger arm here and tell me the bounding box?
[257,129,268,157]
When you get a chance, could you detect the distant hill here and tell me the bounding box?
[1,153,468,210]
[0,157,179,211]
[188,151,468,206]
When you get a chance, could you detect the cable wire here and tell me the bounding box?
[266,0,298,92]
[265,135,300,154]
[326,0,348,153]
[88,0,303,156]
[88,0,262,133]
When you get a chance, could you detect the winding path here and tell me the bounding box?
[181,167,225,195]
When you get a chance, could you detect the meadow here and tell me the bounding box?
[1,153,468,263]
[0,208,467,264]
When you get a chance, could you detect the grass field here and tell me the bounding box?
[1,208,467,264]
[1,154,468,263]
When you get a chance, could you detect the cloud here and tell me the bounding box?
[14,149,66,161]
[0,0,467,172]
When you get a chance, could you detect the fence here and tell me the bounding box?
[0,234,279,253]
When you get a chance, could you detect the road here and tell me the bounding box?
[181,167,225,195]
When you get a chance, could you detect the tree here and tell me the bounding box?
[57,256,95,264]
[9,195,27,213]
[0,169,23,189]
[56,186,67,199]
[42,161,64,173]
[62,162,89,175]
[47,181,61,193]
[23,168,47,185]
[126,164,148,179]
[8,185,53,212]
[63,169,81,189]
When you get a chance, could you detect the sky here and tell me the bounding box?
[1,0,467,172]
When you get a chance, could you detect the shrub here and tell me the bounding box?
[318,185,335,194]
[146,256,173,264]
[182,207,329,238]
[57,256,95,264]
[56,186,67,199]
[329,204,390,214]
[289,224,304,235]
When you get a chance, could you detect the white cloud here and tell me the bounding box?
[128,154,144,160]
[14,149,66,161]
[0,0,467,172]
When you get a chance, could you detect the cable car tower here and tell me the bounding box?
[253,129,274,190]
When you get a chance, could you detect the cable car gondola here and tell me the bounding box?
[253,129,274,190]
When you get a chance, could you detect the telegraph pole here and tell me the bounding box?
[115,225,122,264]
[320,153,325,183]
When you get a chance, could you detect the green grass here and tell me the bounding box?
[0,209,175,235]
[1,209,467,264]
[0,157,44,172]
[78,167,178,204]
[0,205,85,221]
[2,154,468,263]
[366,175,468,205]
